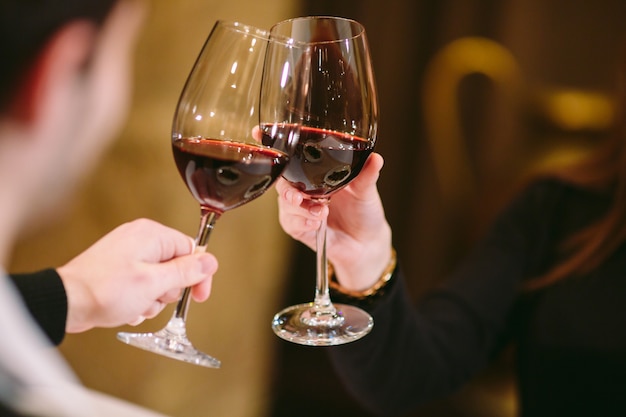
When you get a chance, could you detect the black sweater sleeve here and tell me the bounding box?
[327,180,553,416]
[9,269,68,346]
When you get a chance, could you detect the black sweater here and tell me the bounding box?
[329,179,626,416]
[1,269,66,416]
[10,268,67,346]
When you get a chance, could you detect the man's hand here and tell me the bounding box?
[57,218,218,333]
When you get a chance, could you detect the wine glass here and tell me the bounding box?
[267,16,379,346]
[117,20,297,367]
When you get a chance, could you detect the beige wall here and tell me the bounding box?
[9,1,299,416]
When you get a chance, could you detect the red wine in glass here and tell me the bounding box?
[117,20,298,368]
[173,137,290,214]
[261,124,373,198]
[267,16,378,346]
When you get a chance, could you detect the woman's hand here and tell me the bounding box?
[276,153,392,291]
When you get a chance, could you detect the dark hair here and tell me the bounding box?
[526,50,626,290]
[0,0,118,112]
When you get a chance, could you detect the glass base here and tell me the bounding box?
[271,302,373,346]
[117,325,221,368]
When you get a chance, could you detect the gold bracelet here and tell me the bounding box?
[328,248,397,299]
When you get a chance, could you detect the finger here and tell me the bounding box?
[252,125,262,142]
[147,252,218,297]
[128,316,145,326]
[274,177,289,195]
[143,301,166,319]
[159,287,182,304]
[152,223,195,261]
[119,218,195,262]
[276,179,329,219]
[278,207,323,242]
[278,209,322,235]
[277,191,321,218]
[277,193,325,230]
[190,277,213,303]
[300,199,328,217]
[275,178,303,206]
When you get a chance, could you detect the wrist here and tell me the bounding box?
[329,247,397,300]
[328,222,393,290]
[57,264,94,333]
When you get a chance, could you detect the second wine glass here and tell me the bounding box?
[266,16,379,346]
[117,20,297,367]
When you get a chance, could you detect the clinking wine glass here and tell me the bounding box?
[117,20,297,367]
[266,16,379,346]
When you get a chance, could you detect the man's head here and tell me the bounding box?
[0,0,118,112]
[0,0,146,246]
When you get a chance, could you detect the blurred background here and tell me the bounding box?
[8,0,626,416]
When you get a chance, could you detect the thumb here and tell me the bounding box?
[157,252,218,294]
[348,152,384,196]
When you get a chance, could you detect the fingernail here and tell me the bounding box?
[309,205,322,216]
[285,189,295,203]
[198,254,217,275]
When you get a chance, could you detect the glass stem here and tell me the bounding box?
[312,198,335,315]
[173,208,220,322]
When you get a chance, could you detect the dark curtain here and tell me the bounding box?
[268,1,626,416]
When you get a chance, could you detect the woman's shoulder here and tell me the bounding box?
[498,175,611,243]
[515,175,609,208]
